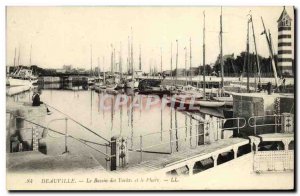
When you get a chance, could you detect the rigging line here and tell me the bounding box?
[7,112,109,147]
[43,102,110,143]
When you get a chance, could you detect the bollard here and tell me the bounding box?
[63,118,69,154]
[140,135,143,162]
[281,113,294,133]
[169,129,173,153]
[110,137,117,171]
[110,136,128,171]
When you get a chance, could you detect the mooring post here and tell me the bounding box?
[274,115,278,133]
[254,117,257,135]
[140,135,143,162]
[169,129,173,153]
[110,136,128,171]
[237,118,240,135]
[63,117,69,154]
[110,137,117,171]
[281,113,294,133]
[105,143,108,170]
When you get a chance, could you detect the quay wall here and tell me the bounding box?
[7,101,47,153]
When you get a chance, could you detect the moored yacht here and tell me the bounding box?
[8,67,38,87]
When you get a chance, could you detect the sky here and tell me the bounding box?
[6,6,294,72]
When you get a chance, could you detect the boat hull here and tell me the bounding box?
[198,100,225,108]
[126,80,139,89]
[213,97,233,107]
[8,78,37,87]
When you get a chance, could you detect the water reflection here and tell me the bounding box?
[7,83,224,165]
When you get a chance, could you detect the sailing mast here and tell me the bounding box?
[18,47,20,66]
[250,14,262,89]
[128,36,130,74]
[203,11,206,99]
[13,48,16,67]
[175,40,178,85]
[29,44,32,66]
[261,17,279,87]
[119,42,123,78]
[131,27,134,79]
[113,47,116,74]
[184,46,187,86]
[98,57,100,77]
[246,17,250,92]
[111,44,114,73]
[189,38,192,85]
[103,56,106,84]
[220,7,224,89]
[139,45,142,71]
[160,47,163,79]
[90,45,93,77]
[170,43,173,80]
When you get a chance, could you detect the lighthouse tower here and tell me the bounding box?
[277,7,293,76]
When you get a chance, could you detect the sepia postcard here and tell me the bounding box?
[6,6,295,190]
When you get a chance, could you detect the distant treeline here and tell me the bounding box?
[163,52,293,78]
[213,52,293,77]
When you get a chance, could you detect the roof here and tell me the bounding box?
[277,7,292,22]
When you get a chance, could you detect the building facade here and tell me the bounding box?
[277,7,294,76]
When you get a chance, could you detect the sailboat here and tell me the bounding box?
[88,45,96,86]
[125,28,139,89]
[8,46,38,87]
[198,10,225,108]
[115,42,126,90]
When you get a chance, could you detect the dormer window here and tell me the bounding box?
[277,7,292,28]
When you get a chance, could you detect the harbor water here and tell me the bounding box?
[7,84,224,167]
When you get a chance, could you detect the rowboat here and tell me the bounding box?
[170,96,225,108]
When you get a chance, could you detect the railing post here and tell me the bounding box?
[169,129,173,154]
[274,115,278,133]
[237,118,240,135]
[281,113,294,133]
[63,117,69,154]
[254,117,257,135]
[105,143,108,170]
[216,120,219,141]
[140,135,143,162]
[196,124,199,146]
[110,137,117,171]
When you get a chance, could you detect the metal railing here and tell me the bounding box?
[129,117,246,163]
[248,114,283,135]
[7,111,114,170]
[47,118,69,154]
[219,117,247,134]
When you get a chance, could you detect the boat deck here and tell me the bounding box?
[115,138,249,174]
